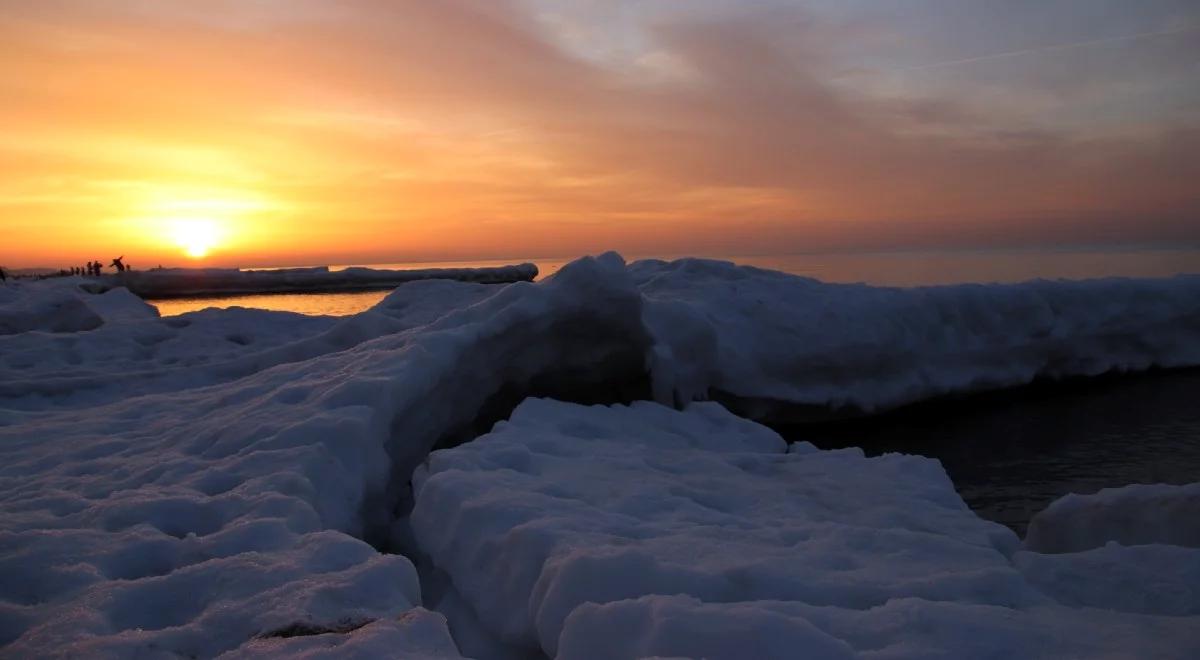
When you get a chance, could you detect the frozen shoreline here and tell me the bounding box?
[2,254,1198,658]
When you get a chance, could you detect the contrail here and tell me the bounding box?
[894,24,1198,73]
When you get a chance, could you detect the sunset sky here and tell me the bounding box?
[2,0,1198,268]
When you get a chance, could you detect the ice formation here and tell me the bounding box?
[2,254,1198,658]
[632,258,1200,417]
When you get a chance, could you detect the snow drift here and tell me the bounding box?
[633,258,1200,417]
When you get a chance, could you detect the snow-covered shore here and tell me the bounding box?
[1,254,1198,658]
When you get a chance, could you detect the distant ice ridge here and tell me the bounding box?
[108,262,538,299]
[633,258,1200,416]
[1,254,1199,657]
[412,398,1200,659]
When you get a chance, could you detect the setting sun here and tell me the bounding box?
[168,218,222,259]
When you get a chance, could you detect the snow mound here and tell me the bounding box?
[0,254,650,654]
[1025,482,1200,553]
[632,258,1200,416]
[412,399,1200,658]
[0,279,157,335]
[411,398,1029,656]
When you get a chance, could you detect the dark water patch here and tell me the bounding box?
[781,368,1200,536]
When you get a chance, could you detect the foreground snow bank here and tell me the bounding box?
[4,254,1199,657]
[634,259,1200,415]
[0,255,647,656]
[412,399,1200,659]
[1025,482,1200,553]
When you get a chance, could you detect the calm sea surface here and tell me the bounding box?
[792,369,1200,535]
[147,248,1200,532]
[149,247,1200,317]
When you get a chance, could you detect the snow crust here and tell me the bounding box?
[1025,482,1200,553]
[633,258,1200,415]
[412,398,1200,658]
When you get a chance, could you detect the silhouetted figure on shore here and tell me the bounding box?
[110,256,126,273]
[86,262,95,276]
[0,266,6,283]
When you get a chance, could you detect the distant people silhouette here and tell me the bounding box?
[0,266,6,283]
[86,261,95,276]
[110,256,125,273]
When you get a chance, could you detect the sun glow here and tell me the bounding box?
[170,218,221,259]
[126,190,276,262]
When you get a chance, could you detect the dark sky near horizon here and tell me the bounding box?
[1,0,1198,266]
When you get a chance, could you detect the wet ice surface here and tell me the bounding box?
[793,369,1200,536]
